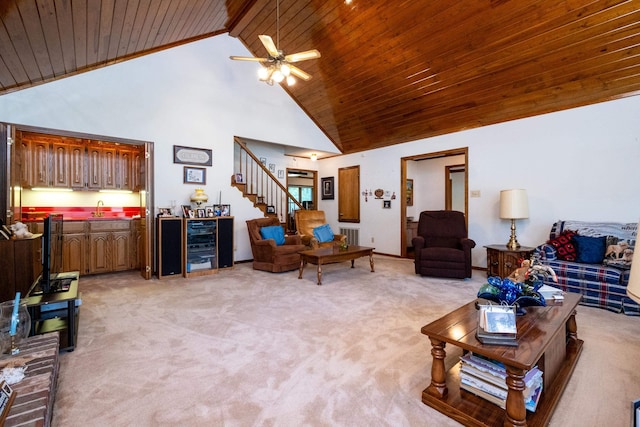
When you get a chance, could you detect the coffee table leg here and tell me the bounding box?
[316,263,322,285]
[369,252,375,272]
[567,309,578,344]
[425,337,448,399]
[298,258,305,280]
[504,365,526,427]
[351,259,355,268]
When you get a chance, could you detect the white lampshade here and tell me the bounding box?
[499,189,529,219]
[627,220,640,304]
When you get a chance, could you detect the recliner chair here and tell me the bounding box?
[294,210,346,249]
[246,217,306,272]
[412,210,476,278]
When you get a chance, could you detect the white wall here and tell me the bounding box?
[1,34,639,269]
[0,36,334,262]
[317,95,640,267]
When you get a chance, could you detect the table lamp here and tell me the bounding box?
[627,220,640,304]
[500,189,529,250]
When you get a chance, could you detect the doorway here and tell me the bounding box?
[400,148,468,258]
[286,168,317,233]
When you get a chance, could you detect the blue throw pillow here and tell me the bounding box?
[573,235,606,264]
[260,225,285,246]
[313,224,334,243]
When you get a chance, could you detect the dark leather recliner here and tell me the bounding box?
[412,210,476,278]
[246,217,306,272]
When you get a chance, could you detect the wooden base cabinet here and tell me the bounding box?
[0,235,42,301]
[62,221,86,274]
[87,221,132,274]
[485,244,535,278]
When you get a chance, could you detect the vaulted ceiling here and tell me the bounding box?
[1,0,639,154]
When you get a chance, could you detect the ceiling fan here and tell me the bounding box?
[229,1,320,86]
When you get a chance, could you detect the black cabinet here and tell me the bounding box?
[156,217,234,279]
[157,217,183,279]
[217,217,234,269]
[184,218,217,277]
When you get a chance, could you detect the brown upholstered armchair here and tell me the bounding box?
[412,210,476,278]
[294,210,347,249]
[246,217,306,272]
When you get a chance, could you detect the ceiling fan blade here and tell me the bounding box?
[258,35,279,57]
[284,49,321,63]
[290,65,312,81]
[229,55,268,62]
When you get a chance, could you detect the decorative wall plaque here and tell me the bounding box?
[173,145,212,166]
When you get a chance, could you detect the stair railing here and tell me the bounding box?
[233,137,303,225]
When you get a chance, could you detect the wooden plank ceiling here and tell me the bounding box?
[1,0,639,154]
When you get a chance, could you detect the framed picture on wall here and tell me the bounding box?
[321,177,334,200]
[406,179,414,206]
[184,166,206,184]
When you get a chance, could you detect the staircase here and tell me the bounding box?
[232,137,302,229]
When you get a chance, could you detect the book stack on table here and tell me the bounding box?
[476,303,518,346]
[459,353,543,412]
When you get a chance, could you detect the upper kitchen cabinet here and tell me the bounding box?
[17,131,143,192]
[117,146,144,192]
[87,143,118,190]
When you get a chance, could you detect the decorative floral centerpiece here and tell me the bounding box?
[477,256,558,314]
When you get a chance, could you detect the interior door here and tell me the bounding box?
[338,166,360,223]
[141,142,153,279]
[0,123,7,226]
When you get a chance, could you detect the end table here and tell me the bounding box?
[485,244,535,278]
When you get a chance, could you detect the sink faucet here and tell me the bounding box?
[94,200,104,217]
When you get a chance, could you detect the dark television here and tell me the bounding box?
[33,214,69,295]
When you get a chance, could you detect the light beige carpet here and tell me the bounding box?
[52,256,640,426]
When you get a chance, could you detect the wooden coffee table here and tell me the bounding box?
[298,245,375,285]
[421,293,583,427]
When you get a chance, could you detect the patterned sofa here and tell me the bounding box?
[535,220,638,315]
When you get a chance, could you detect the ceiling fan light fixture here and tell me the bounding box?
[272,68,285,83]
[258,66,270,80]
[280,63,291,76]
[286,75,296,86]
[310,153,317,161]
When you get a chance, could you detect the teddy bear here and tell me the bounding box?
[9,222,33,239]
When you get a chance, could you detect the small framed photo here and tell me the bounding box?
[383,200,391,209]
[321,177,334,200]
[257,196,265,204]
[260,157,267,165]
[220,204,231,216]
[234,173,243,183]
[181,205,192,218]
[184,166,206,184]
[277,170,284,179]
[266,205,276,214]
[196,208,206,218]
[269,163,276,173]
[205,206,215,217]
[158,207,172,217]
